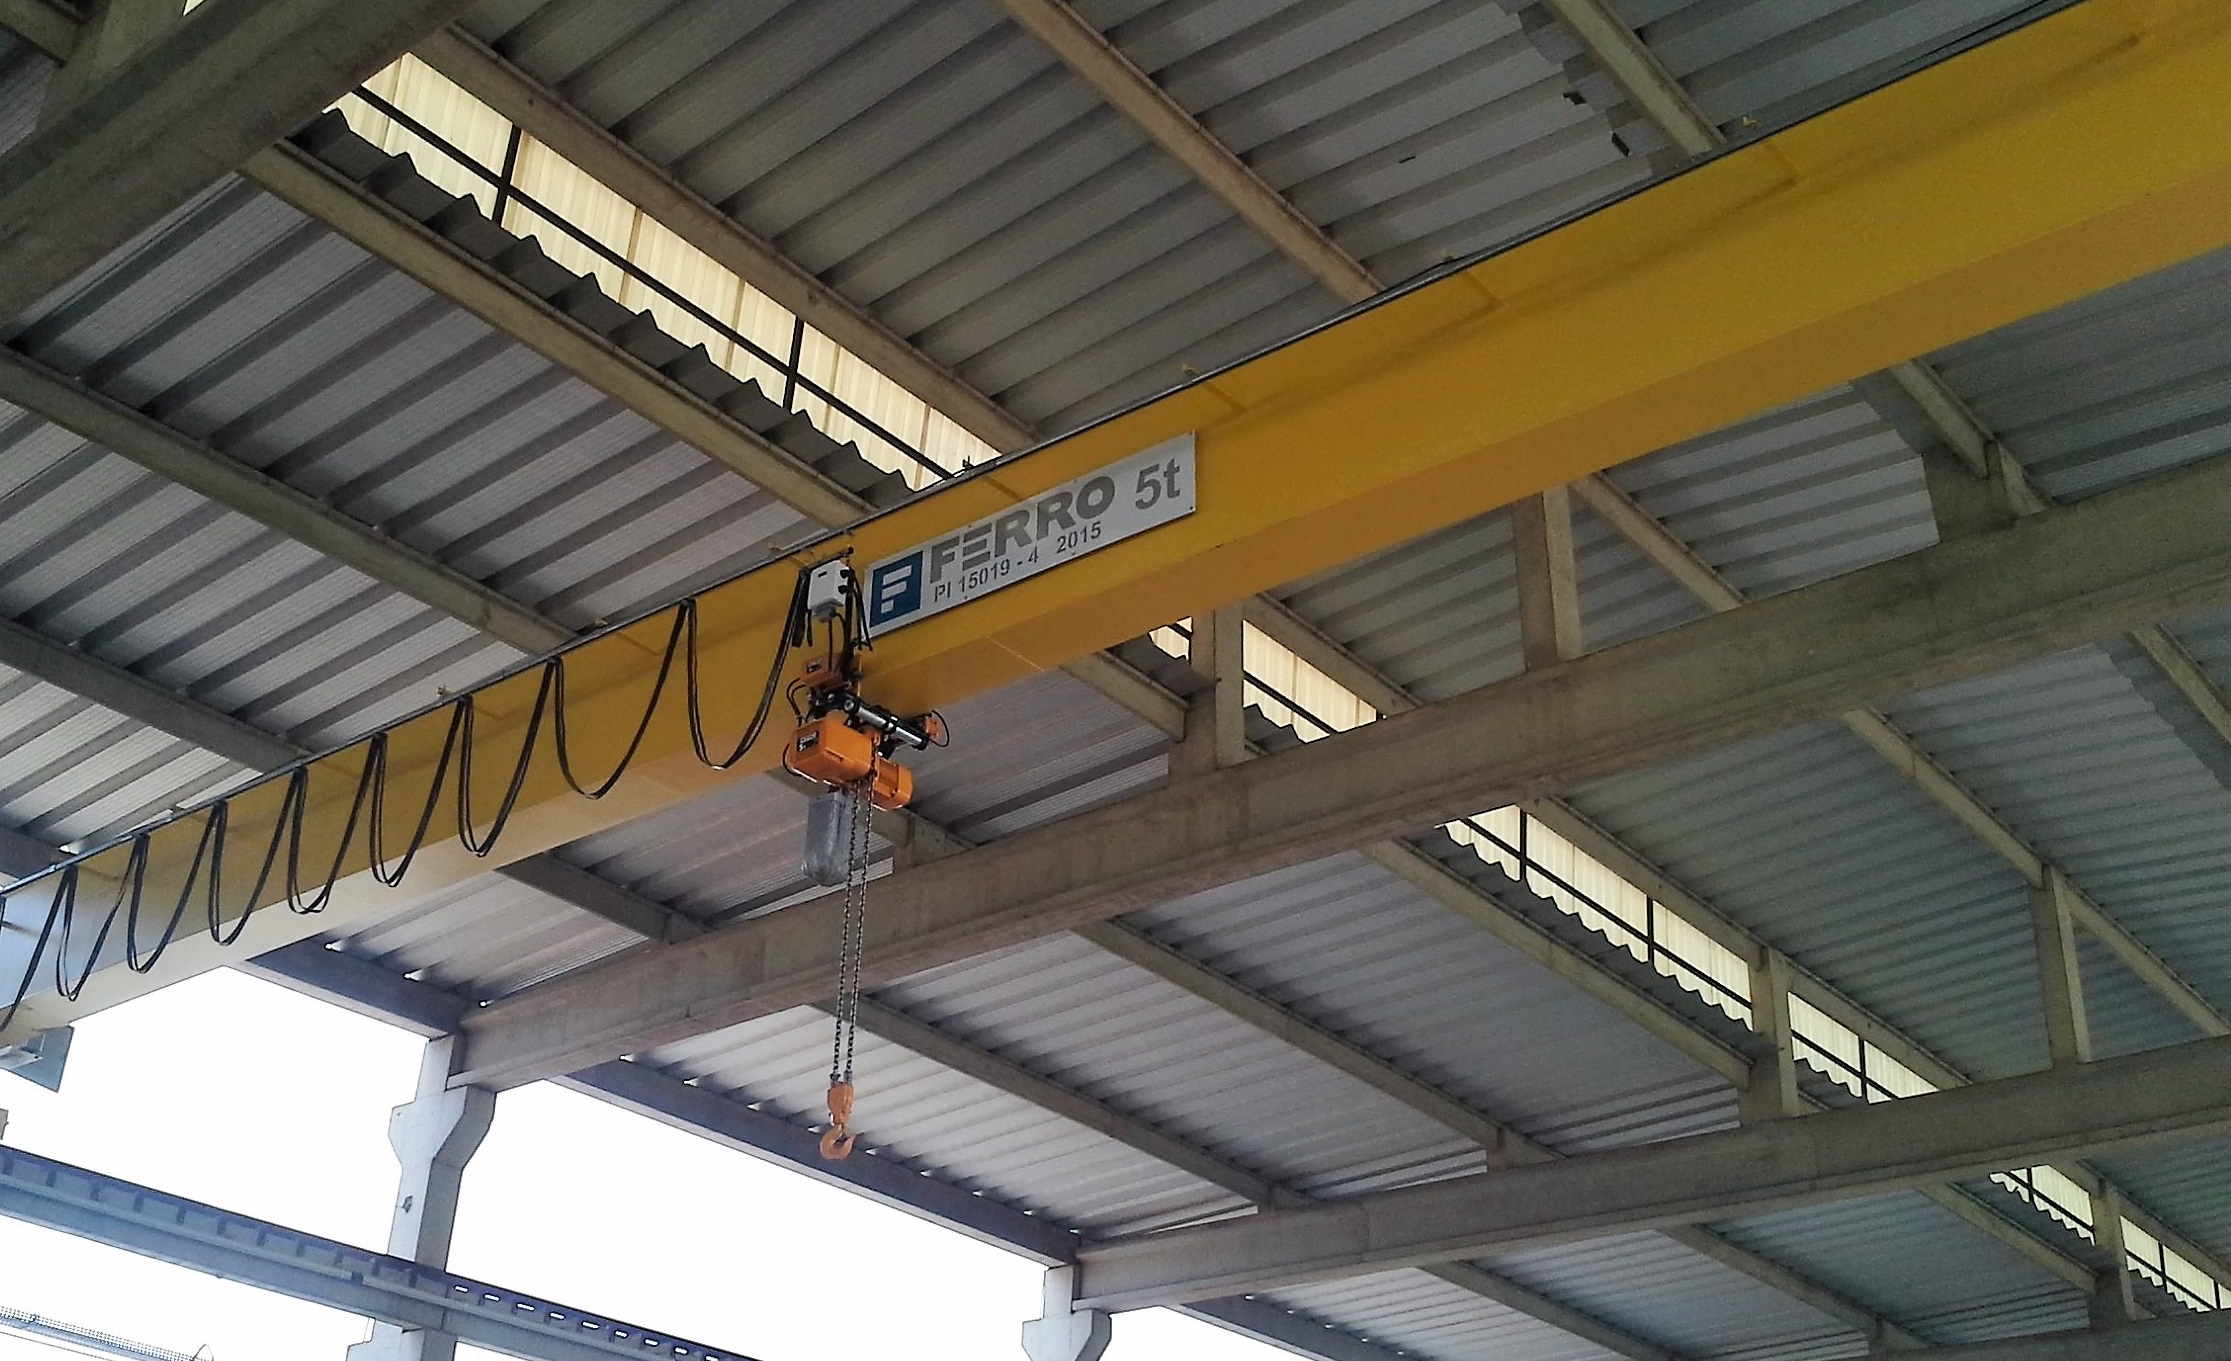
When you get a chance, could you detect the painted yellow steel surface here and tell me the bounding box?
[9,0,2231,1035]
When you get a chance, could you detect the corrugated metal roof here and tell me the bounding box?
[1268,1269,1622,1361]
[0,163,836,843]
[1493,1232,1854,1359]
[455,0,1646,433]
[1568,720,2045,1082]
[1122,852,1736,1153]
[2095,1136,2231,1272]
[1564,0,2058,138]
[1884,643,2231,1028]
[331,872,642,1001]
[871,926,1484,1203]
[1602,385,1935,600]
[0,28,48,158]
[0,660,247,845]
[643,1000,1243,1236]
[1269,511,1523,703]
[1928,244,2231,503]
[1714,1193,2089,1346]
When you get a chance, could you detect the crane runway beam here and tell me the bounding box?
[0,1143,765,1361]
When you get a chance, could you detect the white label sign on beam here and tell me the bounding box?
[864,436,1196,634]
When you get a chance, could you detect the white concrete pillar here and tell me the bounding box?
[347,1037,496,1361]
[1022,1267,1111,1361]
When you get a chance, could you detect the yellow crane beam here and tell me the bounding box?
[8,0,2231,1036]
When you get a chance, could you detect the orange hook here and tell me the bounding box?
[819,1079,857,1161]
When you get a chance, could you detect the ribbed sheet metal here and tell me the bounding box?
[1492,1231,1855,1359]
[329,871,641,1002]
[1553,0,2058,138]
[1568,720,2044,1081]
[0,660,247,845]
[905,669,1168,841]
[0,170,822,843]
[1269,511,1522,703]
[1714,1193,2089,1346]
[1266,1269,1622,1361]
[874,928,1482,1202]
[642,999,1243,1236]
[1928,244,2231,503]
[2096,1136,2231,1271]
[456,0,1643,433]
[1884,644,2231,1028]
[1602,385,1935,600]
[557,774,824,925]
[0,28,49,157]
[1121,853,1737,1153]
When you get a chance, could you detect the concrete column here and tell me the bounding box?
[1021,1266,1111,1361]
[2031,867,2094,1067]
[348,1036,496,1361]
[1738,950,1804,1123]
[1511,487,1582,669]
[38,0,184,128]
[1919,444,2019,541]
[1173,606,1245,776]
[2087,1184,2142,1326]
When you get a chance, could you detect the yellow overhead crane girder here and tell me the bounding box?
[9,0,2231,1039]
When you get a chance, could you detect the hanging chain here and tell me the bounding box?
[830,779,871,1085]
[821,779,872,1160]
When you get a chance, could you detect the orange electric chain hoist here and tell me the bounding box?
[780,559,946,812]
[777,558,949,1161]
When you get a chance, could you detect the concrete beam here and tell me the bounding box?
[0,0,77,62]
[35,0,176,128]
[988,0,1378,305]
[1067,1033,2231,1310]
[0,347,571,655]
[454,447,2231,1087]
[0,0,476,323]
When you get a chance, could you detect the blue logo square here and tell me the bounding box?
[868,553,924,628]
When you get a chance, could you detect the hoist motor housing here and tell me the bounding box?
[788,714,914,810]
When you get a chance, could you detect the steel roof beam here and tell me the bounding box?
[411,26,1031,456]
[988,0,1378,305]
[0,0,476,324]
[0,1141,771,1361]
[447,443,2231,1087]
[1066,1031,2231,1310]
[1537,0,2231,1042]
[0,348,572,656]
